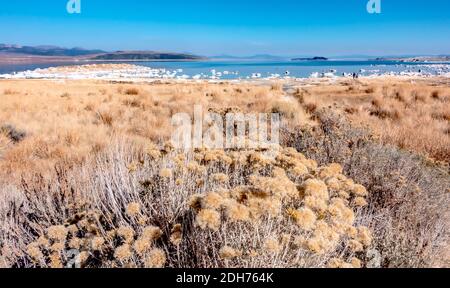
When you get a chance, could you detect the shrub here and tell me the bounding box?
[96,110,114,127]
[0,125,26,143]
[124,88,140,95]
[3,89,18,95]
[0,140,372,268]
[283,110,449,267]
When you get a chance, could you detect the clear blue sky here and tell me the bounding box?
[0,0,449,56]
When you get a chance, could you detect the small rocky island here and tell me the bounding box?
[292,56,328,61]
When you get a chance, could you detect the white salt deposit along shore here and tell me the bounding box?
[0,65,185,80]
[0,63,449,81]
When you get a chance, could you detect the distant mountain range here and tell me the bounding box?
[92,51,204,60]
[0,44,105,56]
[0,44,203,61]
[1,44,449,63]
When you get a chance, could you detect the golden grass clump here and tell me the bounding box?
[141,226,163,242]
[117,226,135,243]
[145,249,166,268]
[327,198,355,225]
[224,200,251,222]
[328,257,361,268]
[159,168,173,178]
[352,184,368,197]
[169,224,183,246]
[16,207,169,268]
[91,237,105,251]
[126,202,141,216]
[202,192,224,210]
[303,179,329,200]
[354,197,368,207]
[133,238,151,256]
[288,207,317,231]
[27,243,44,264]
[124,87,140,95]
[348,240,364,253]
[355,226,373,247]
[114,244,133,261]
[196,209,221,231]
[47,225,68,242]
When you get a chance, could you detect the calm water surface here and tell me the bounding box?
[0,60,445,79]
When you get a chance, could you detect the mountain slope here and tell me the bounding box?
[0,44,105,56]
[91,51,204,60]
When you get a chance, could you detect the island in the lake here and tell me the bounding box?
[292,56,328,61]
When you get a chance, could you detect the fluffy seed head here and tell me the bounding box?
[134,238,151,256]
[47,225,68,241]
[126,202,141,216]
[351,257,362,268]
[114,244,132,261]
[196,209,221,231]
[91,237,105,251]
[145,248,166,268]
[117,226,135,243]
[288,207,317,231]
[170,224,183,246]
[27,243,44,262]
[159,168,172,178]
[202,192,224,209]
[352,184,368,197]
[303,179,329,200]
[141,226,163,242]
[225,201,250,222]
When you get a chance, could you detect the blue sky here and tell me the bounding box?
[0,0,449,56]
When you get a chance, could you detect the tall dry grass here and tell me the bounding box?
[290,78,450,163]
[0,77,449,268]
[0,80,304,182]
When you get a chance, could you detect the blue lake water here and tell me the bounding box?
[0,60,448,79]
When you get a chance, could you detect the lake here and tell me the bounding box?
[0,60,448,79]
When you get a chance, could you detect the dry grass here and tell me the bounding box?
[0,76,449,268]
[0,80,304,182]
[290,78,450,163]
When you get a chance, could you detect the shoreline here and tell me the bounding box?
[0,63,449,83]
